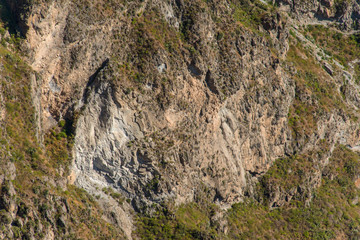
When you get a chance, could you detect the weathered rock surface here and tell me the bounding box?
[4,0,360,238]
[276,0,360,30]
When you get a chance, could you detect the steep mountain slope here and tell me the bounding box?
[2,0,360,239]
[0,7,127,240]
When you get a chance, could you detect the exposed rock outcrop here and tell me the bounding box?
[276,0,360,30]
[12,0,359,212]
[4,0,360,238]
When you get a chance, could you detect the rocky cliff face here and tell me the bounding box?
[3,0,360,239]
[276,0,360,30]
[20,0,297,208]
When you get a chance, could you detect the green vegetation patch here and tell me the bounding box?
[135,202,219,239]
[286,42,346,139]
[305,25,360,67]
[227,145,360,239]
[44,119,74,176]
[230,0,277,33]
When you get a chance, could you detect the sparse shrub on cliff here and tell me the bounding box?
[226,145,360,239]
[305,25,360,67]
[135,201,219,239]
